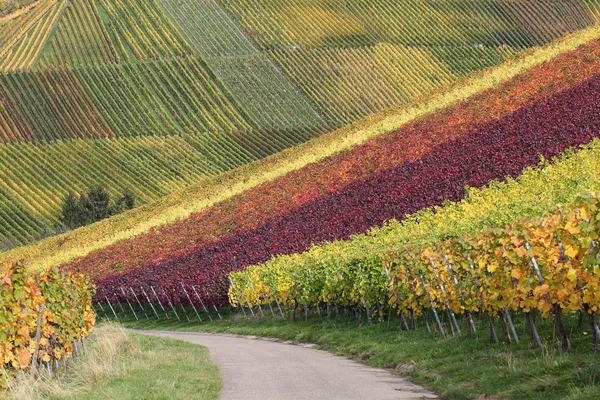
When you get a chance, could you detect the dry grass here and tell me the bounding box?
[1,322,220,399]
[1,322,138,399]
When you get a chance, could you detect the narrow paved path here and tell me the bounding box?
[136,330,440,400]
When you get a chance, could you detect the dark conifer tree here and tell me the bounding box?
[85,185,112,221]
[113,188,136,214]
[59,191,81,230]
[77,194,93,227]
[58,185,135,232]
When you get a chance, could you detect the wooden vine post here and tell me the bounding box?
[499,245,520,344]
[198,286,216,321]
[121,287,138,320]
[150,286,170,319]
[141,286,160,319]
[178,296,191,322]
[266,280,285,319]
[418,272,445,336]
[384,265,406,332]
[445,255,476,333]
[247,277,264,317]
[228,278,253,316]
[181,284,203,322]
[104,296,119,320]
[31,303,45,378]
[113,291,127,317]
[261,283,275,318]
[96,301,107,317]
[162,289,181,321]
[430,258,461,336]
[468,257,499,344]
[525,242,570,349]
[588,241,600,350]
[130,287,149,319]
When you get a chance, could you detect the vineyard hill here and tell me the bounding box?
[1,0,599,250]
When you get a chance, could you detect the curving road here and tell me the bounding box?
[136,330,440,400]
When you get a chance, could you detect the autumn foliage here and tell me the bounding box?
[94,64,600,305]
[384,193,600,318]
[67,38,600,288]
[0,262,95,380]
[229,193,600,322]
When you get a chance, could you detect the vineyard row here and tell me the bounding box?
[227,194,600,350]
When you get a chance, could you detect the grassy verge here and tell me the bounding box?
[4,26,600,272]
[1,322,220,400]
[118,310,599,400]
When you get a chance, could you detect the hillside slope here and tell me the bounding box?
[89,35,600,302]
[3,27,599,270]
[0,0,599,248]
[8,26,597,304]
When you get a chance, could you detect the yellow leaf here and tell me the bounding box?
[511,268,523,280]
[17,349,31,369]
[538,299,553,314]
[533,284,549,297]
[487,264,498,273]
[42,353,51,363]
[567,269,577,282]
[565,222,580,235]
[580,208,589,221]
[423,249,434,258]
[557,289,569,301]
[19,325,29,337]
[564,245,579,259]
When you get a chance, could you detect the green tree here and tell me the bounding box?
[58,185,135,232]
[59,191,82,230]
[85,185,112,221]
[113,188,136,214]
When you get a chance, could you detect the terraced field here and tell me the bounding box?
[0,0,39,18]
[73,57,253,138]
[1,0,600,249]
[158,0,324,133]
[0,67,113,141]
[219,0,600,48]
[269,44,457,125]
